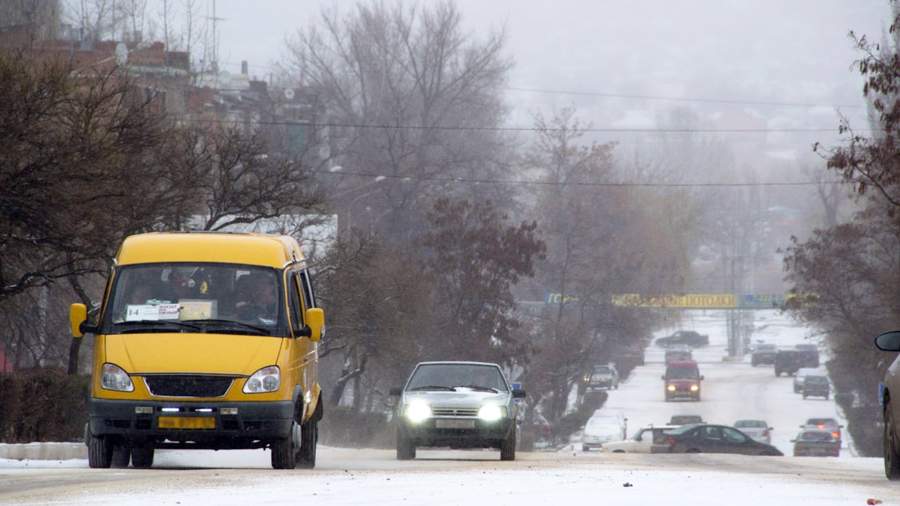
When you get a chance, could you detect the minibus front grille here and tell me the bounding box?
[144,375,234,398]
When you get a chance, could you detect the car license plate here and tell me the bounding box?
[435,419,476,429]
[158,416,216,430]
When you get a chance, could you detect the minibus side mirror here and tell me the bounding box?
[304,308,325,342]
[512,389,526,399]
[70,303,87,338]
[389,387,402,396]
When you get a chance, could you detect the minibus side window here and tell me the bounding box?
[287,272,304,335]
[300,270,316,309]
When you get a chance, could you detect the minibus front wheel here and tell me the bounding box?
[87,431,112,468]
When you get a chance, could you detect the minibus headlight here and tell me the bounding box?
[243,366,280,394]
[101,363,134,392]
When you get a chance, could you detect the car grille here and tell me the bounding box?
[144,375,234,398]
[432,407,479,417]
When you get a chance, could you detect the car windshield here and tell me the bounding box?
[406,364,508,392]
[734,420,766,428]
[103,263,283,335]
[757,344,776,351]
[666,366,700,379]
[671,416,702,425]
[807,418,838,428]
[592,366,612,374]
[804,376,828,384]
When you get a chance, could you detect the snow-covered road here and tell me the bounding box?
[602,310,849,456]
[2,310,893,505]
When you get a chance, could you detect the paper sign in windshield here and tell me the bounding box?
[125,303,180,321]
[179,300,216,320]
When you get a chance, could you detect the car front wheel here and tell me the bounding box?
[397,430,416,460]
[500,429,516,461]
[885,402,900,480]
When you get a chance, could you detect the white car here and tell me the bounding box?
[601,425,679,453]
[582,415,627,451]
[734,419,773,444]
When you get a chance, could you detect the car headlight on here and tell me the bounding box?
[404,399,432,424]
[690,384,699,392]
[243,366,280,394]
[477,404,506,422]
[666,384,676,392]
[101,363,134,392]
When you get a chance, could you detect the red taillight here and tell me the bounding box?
[832,431,840,439]
[817,424,825,429]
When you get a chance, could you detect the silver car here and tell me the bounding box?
[391,361,525,461]
[734,419,773,444]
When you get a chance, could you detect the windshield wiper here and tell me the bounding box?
[187,319,271,335]
[409,385,457,392]
[456,385,499,393]
[111,320,203,333]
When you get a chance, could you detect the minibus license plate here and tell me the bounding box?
[158,416,216,430]
[435,419,475,429]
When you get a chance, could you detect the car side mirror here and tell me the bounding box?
[389,387,402,397]
[661,375,666,380]
[303,308,325,342]
[700,375,705,380]
[875,330,900,351]
[769,427,774,431]
[512,389,526,399]
[790,439,796,443]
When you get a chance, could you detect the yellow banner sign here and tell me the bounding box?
[612,293,737,309]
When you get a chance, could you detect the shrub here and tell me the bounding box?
[0,369,89,443]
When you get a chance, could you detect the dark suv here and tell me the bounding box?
[656,330,709,348]
[774,350,802,377]
[795,343,820,368]
[751,343,777,367]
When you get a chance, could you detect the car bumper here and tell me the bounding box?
[803,389,830,397]
[666,391,700,400]
[793,445,839,457]
[400,418,514,448]
[89,398,294,449]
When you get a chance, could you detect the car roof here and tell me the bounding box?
[667,360,699,367]
[734,419,767,424]
[415,361,502,367]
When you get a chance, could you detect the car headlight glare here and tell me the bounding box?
[404,400,432,423]
[666,384,676,392]
[478,404,505,422]
[243,366,280,394]
[690,384,699,392]
[101,363,134,392]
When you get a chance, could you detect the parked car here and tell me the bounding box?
[663,361,703,401]
[795,343,821,368]
[669,414,705,426]
[774,349,802,377]
[792,429,840,457]
[656,330,710,348]
[802,375,831,400]
[391,361,524,461]
[584,364,619,391]
[876,330,900,479]
[663,424,783,455]
[602,425,679,453]
[665,346,693,365]
[793,368,824,393]
[750,343,777,367]
[801,417,843,445]
[733,419,773,444]
[582,414,627,451]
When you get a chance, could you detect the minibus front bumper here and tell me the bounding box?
[89,398,294,449]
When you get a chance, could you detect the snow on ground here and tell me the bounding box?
[597,310,850,456]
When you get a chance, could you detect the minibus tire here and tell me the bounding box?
[297,418,318,469]
[131,447,154,468]
[111,446,131,468]
[271,422,299,469]
[88,433,112,468]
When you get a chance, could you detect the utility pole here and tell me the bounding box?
[206,0,226,75]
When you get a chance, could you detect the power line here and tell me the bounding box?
[314,169,848,188]
[505,86,864,110]
[172,115,858,135]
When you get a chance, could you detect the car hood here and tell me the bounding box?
[667,379,699,385]
[585,425,623,437]
[403,390,509,407]
[104,333,284,375]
